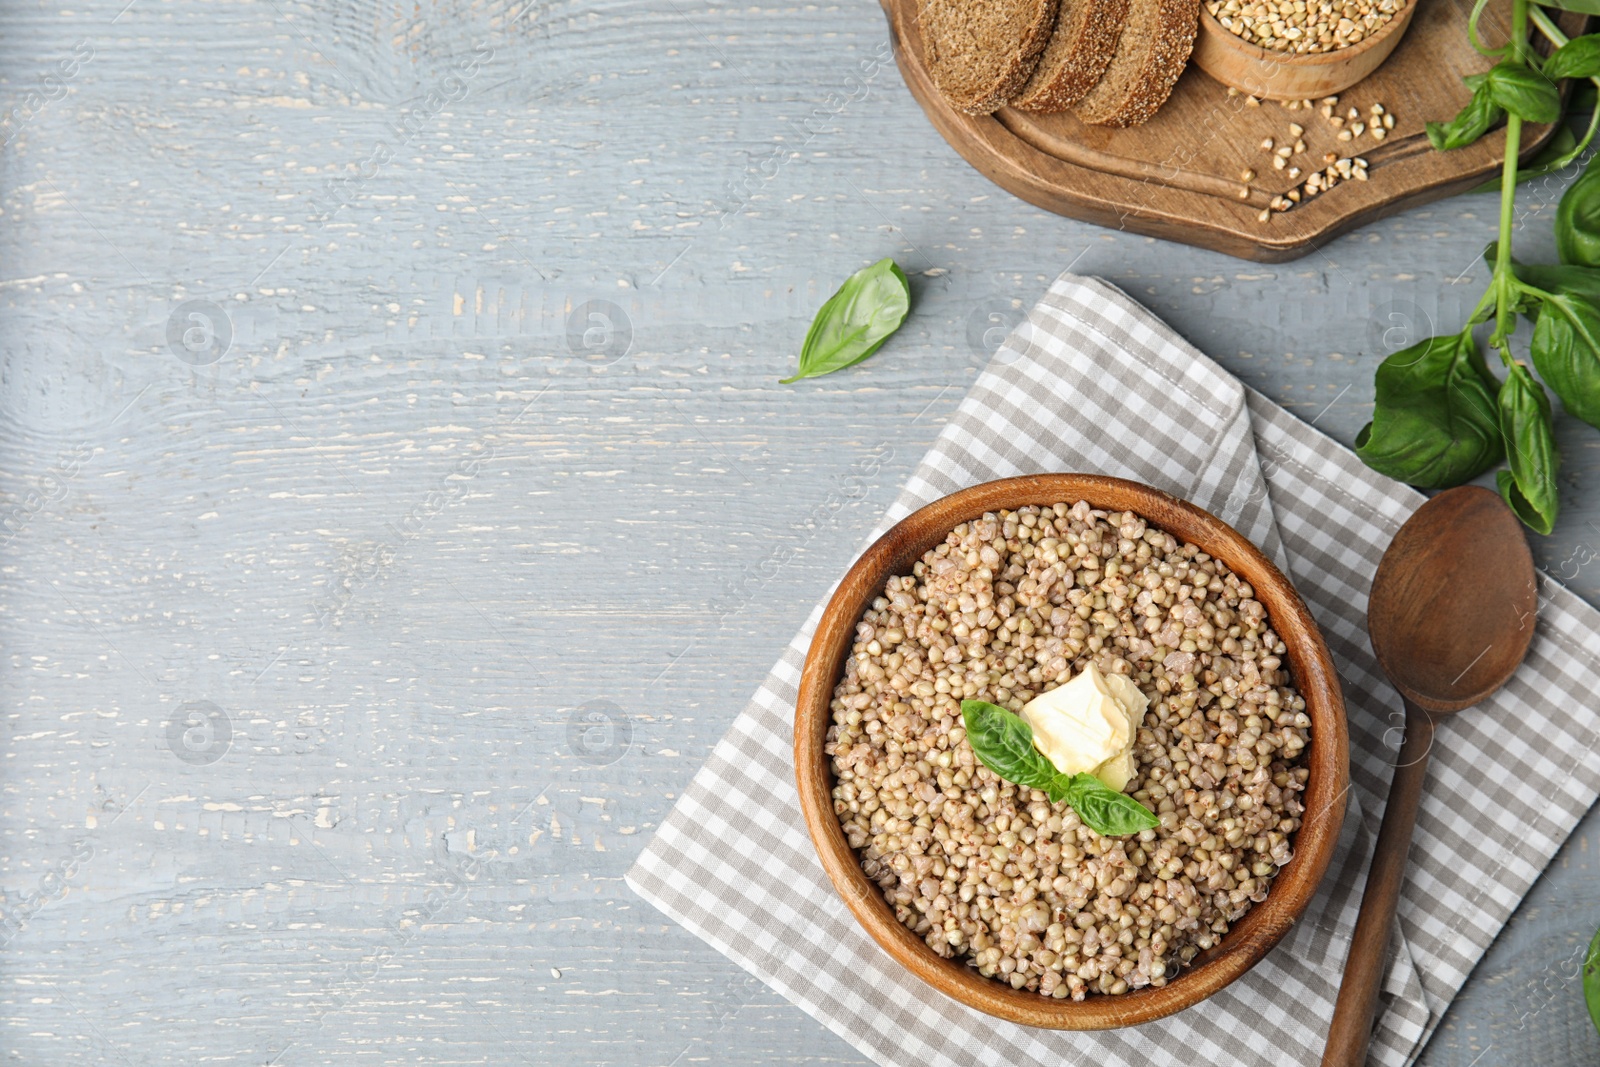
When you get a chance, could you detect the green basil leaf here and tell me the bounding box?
[1544,34,1600,80]
[781,257,910,383]
[1496,363,1561,535]
[1427,82,1502,151]
[1356,332,1504,487]
[1509,261,1600,302]
[1486,61,1563,125]
[1529,288,1600,430]
[1059,773,1159,837]
[1585,921,1600,1038]
[1045,772,1073,805]
[959,700,1058,793]
[1497,470,1556,534]
[1538,0,1600,15]
[1557,159,1600,267]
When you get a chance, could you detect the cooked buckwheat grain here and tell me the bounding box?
[825,501,1310,999]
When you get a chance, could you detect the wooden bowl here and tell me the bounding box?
[1191,0,1419,101]
[793,474,1349,1029]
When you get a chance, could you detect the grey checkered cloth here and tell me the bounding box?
[626,273,1600,1067]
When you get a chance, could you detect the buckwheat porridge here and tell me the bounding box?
[824,501,1311,999]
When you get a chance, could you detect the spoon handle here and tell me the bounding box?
[1320,698,1436,1067]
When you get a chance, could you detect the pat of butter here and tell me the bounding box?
[1019,663,1148,792]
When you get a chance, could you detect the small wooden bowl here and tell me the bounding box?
[793,474,1349,1029]
[1191,1,1419,101]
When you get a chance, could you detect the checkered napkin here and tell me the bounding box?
[626,273,1600,1067]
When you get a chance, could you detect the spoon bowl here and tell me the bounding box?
[1367,485,1539,713]
[1321,485,1538,1067]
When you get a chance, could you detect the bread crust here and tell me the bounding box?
[1010,0,1131,113]
[1073,0,1198,127]
[923,0,1060,115]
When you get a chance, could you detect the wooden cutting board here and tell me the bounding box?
[884,0,1585,261]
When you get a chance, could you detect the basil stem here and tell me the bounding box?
[1488,0,1526,369]
[1468,0,1507,57]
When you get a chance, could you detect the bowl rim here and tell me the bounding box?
[793,474,1349,1030]
[1196,0,1416,68]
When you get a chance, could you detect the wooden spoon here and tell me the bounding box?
[1320,485,1538,1067]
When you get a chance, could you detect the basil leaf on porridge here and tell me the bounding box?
[1059,773,1161,836]
[960,699,1061,794]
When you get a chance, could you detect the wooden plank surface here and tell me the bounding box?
[0,0,1595,1065]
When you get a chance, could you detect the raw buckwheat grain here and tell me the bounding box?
[1206,0,1406,54]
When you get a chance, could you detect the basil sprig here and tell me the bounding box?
[1365,17,1600,534]
[781,257,910,384]
[959,700,1158,837]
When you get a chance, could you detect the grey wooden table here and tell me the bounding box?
[1,0,1597,1063]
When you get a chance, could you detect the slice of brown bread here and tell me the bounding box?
[1072,0,1198,127]
[921,0,1060,116]
[1010,0,1131,113]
